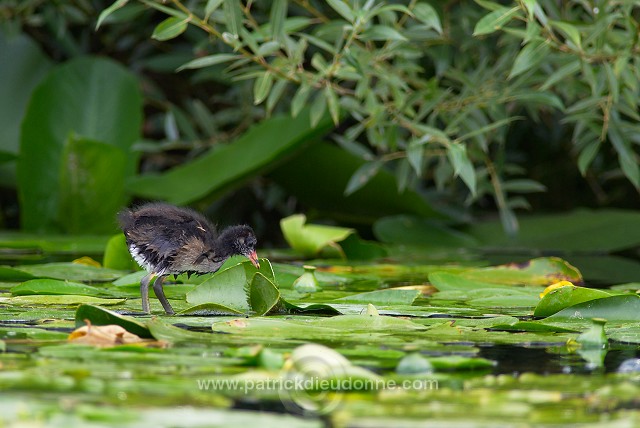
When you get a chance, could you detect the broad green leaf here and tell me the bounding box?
[469,209,640,254]
[16,263,126,282]
[473,7,520,36]
[429,272,514,291]
[508,39,550,79]
[127,109,333,204]
[249,272,280,315]
[96,0,129,29]
[151,16,188,41]
[345,161,382,195]
[12,279,115,297]
[326,0,354,22]
[545,295,640,322]
[373,215,477,248]
[413,3,442,34]
[75,304,152,338]
[0,33,51,163]
[462,257,582,286]
[186,259,275,313]
[103,234,137,271]
[446,143,476,195]
[18,57,141,232]
[1,295,124,307]
[177,53,239,71]
[361,26,407,42]
[269,143,440,222]
[280,214,354,256]
[335,289,420,305]
[534,285,613,317]
[58,137,126,234]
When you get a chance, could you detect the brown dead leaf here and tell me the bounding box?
[69,320,164,348]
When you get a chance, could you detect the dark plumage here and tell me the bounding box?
[118,202,259,315]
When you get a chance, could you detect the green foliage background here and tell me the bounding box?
[0,0,638,239]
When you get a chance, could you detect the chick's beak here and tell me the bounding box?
[248,250,260,268]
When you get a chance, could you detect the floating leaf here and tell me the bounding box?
[534,285,613,318]
[545,295,640,322]
[335,289,420,306]
[11,279,115,297]
[461,257,583,286]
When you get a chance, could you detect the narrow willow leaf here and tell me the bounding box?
[309,92,327,128]
[456,117,519,143]
[345,161,382,195]
[223,0,243,36]
[177,53,239,71]
[412,3,442,34]
[269,0,287,44]
[608,120,640,188]
[577,140,600,176]
[253,71,273,105]
[541,60,580,90]
[508,39,550,79]
[361,25,408,41]
[502,179,546,193]
[327,0,355,23]
[151,16,189,41]
[521,0,537,19]
[96,0,129,29]
[446,144,476,195]
[205,0,224,19]
[291,84,311,117]
[473,7,520,36]
[324,85,340,125]
[550,20,582,49]
[266,80,288,115]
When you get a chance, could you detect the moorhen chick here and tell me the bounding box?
[118,202,259,315]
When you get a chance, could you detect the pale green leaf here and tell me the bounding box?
[473,7,520,36]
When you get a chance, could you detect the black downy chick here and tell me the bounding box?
[118,202,259,315]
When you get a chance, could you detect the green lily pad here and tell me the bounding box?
[1,295,124,307]
[11,279,116,297]
[462,257,583,286]
[534,285,613,317]
[15,263,125,282]
[545,295,640,322]
[75,304,152,338]
[335,289,421,305]
[186,258,277,315]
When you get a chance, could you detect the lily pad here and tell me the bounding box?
[335,289,421,305]
[11,279,116,297]
[186,259,278,315]
[534,285,613,317]
[461,257,583,286]
[545,295,640,322]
